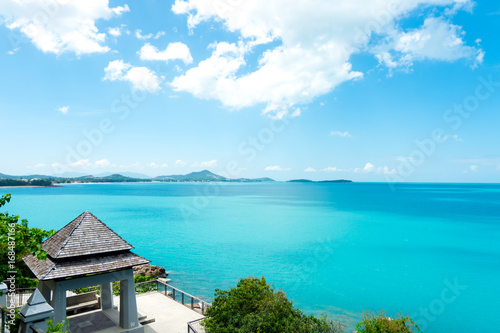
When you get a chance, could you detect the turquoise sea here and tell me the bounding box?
[2,182,500,332]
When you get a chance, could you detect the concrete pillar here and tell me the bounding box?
[36,281,51,304]
[18,289,54,333]
[101,282,114,310]
[119,269,140,330]
[51,283,66,324]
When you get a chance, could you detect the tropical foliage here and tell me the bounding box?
[0,194,55,288]
[355,310,422,333]
[202,276,343,333]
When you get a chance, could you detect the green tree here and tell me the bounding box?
[202,276,343,333]
[355,310,421,333]
[0,194,55,287]
[46,319,70,333]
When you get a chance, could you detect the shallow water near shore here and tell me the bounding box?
[3,182,500,332]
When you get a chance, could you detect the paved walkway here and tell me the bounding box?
[88,292,205,333]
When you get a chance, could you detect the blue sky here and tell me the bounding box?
[0,0,499,182]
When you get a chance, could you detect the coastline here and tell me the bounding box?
[0,185,59,189]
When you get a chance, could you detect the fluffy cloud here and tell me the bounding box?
[375,17,484,70]
[135,29,165,40]
[322,167,341,172]
[354,162,396,174]
[304,167,316,172]
[330,131,351,138]
[95,159,110,167]
[103,60,162,93]
[57,105,69,114]
[437,134,463,142]
[200,159,217,167]
[138,42,193,64]
[68,159,91,168]
[175,159,186,167]
[265,165,290,171]
[171,0,482,117]
[363,163,375,172]
[0,0,129,55]
[107,27,122,37]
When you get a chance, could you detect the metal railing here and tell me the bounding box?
[3,279,212,333]
[8,288,36,308]
[154,280,211,315]
[187,318,205,333]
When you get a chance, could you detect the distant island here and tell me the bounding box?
[288,179,353,183]
[0,170,275,186]
[0,170,353,187]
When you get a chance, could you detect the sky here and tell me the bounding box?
[0,0,499,182]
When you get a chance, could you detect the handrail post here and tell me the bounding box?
[182,293,184,305]
[2,307,5,333]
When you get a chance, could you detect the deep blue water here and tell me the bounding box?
[2,182,500,332]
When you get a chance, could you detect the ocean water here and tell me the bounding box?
[2,182,500,332]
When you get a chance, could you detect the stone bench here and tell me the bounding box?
[66,291,100,314]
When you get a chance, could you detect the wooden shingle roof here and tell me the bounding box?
[23,251,150,280]
[42,211,134,259]
[23,211,150,280]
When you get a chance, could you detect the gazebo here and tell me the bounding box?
[22,211,150,332]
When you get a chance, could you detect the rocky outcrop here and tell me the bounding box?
[133,264,167,278]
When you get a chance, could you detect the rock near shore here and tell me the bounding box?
[133,264,167,278]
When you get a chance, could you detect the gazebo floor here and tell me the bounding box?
[68,310,118,333]
[68,291,205,333]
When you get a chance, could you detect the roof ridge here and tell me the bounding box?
[54,211,86,258]
[40,261,57,280]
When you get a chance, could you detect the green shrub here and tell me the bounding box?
[355,310,421,333]
[202,276,343,333]
[46,319,70,333]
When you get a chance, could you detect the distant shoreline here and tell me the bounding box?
[0,185,59,188]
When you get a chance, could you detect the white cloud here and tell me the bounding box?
[469,165,478,172]
[375,17,483,70]
[381,166,397,174]
[200,159,217,167]
[135,29,166,40]
[322,167,340,172]
[0,0,129,55]
[95,159,111,168]
[161,164,169,168]
[304,167,316,172]
[363,163,375,172]
[265,165,290,171]
[57,106,69,114]
[150,162,160,168]
[175,159,187,167]
[27,163,46,170]
[103,60,162,93]
[135,29,153,40]
[438,134,463,142]
[330,131,351,138]
[154,31,166,39]
[396,156,416,162]
[7,47,19,55]
[138,42,193,64]
[171,0,481,118]
[69,159,91,168]
[107,27,122,37]
[291,108,301,117]
[354,162,396,174]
